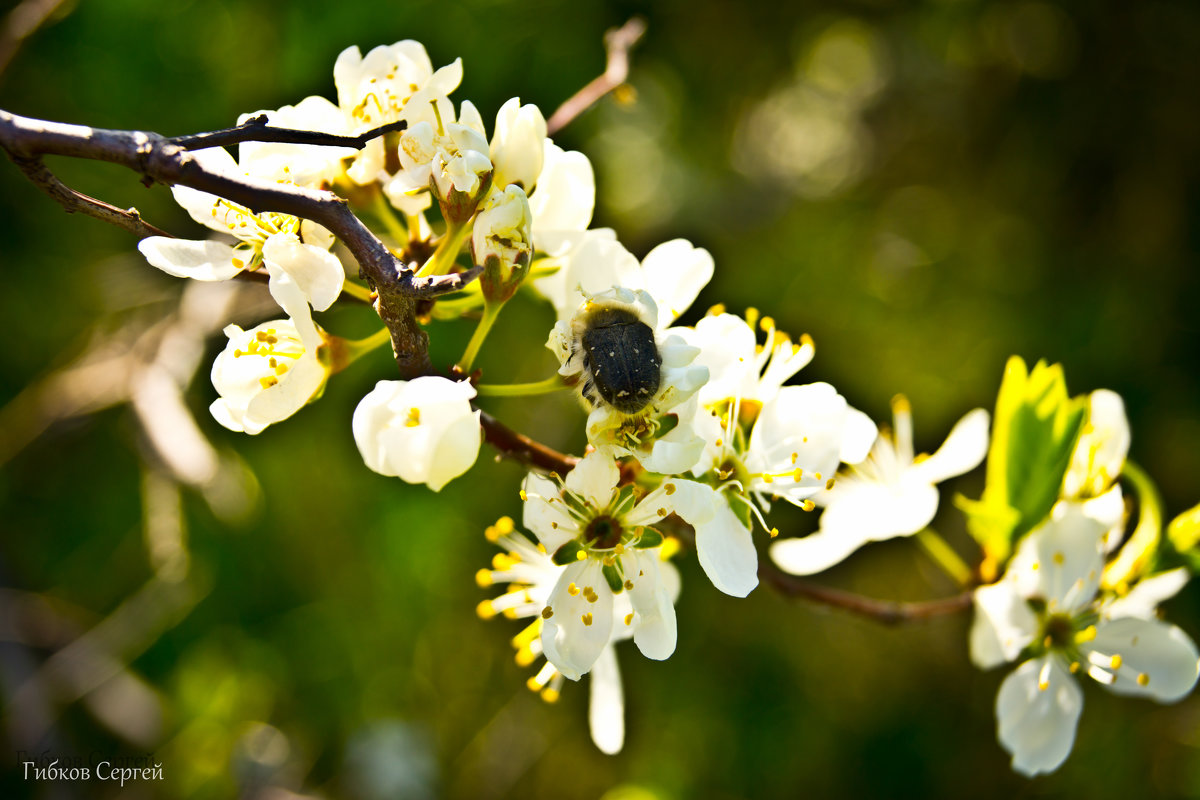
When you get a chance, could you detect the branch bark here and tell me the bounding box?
[0,108,468,376]
[759,560,973,625]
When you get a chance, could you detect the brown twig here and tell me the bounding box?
[478,410,578,475]
[9,154,173,238]
[546,17,647,136]
[759,560,973,625]
[0,108,472,376]
[0,0,69,82]
[167,115,408,151]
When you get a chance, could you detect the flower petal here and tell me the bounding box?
[695,501,759,597]
[1106,568,1190,621]
[1009,502,1107,612]
[138,238,241,281]
[623,550,677,660]
[263,232,344,312]
[1088,617,1200,702]
[541,560,614,680]
[639,239,714,329]
[995,656,1083,777]
[909,408,990,485]
[521,473,578,552]
[970,581,1037,669]
[564,451,619,509]
[588,645,625,755]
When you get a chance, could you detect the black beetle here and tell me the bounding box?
[578,306,662,414]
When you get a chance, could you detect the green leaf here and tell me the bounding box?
[962,356,1088,572]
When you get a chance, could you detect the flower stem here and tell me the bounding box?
[458,301,502,373]
[417,218,473,278]
[915,528,973,587]
[475,375,566,397]
[330,327,392,373]
[370,193,408,245]
[340,281,375,303]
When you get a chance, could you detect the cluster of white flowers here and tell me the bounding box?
[128,36,1199,770]
[970,390,1199,775]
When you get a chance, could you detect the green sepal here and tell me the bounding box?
[602,563,625,593]
[730,495,756,532]
[635,529,664,549]
[611,484,639,517]
[552,541,585,566]
[961,356,1087,572]
[1102,461,1163,589]
[1167,503,1200,571]
[655,413,680,438]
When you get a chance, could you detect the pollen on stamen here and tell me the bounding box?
[495,516,515,535]
[825,478,835,490]
[541,606,554,619]
[519,489,528,501]
[1070,661,1081,673]
[624,579,634,590]
[624,613,634,626]
[475,600,496,619]
[657,507,668,516]
[474,569,492,588]
[1137,672,1150,686]
[567,583,579,596]
[801,500,816,512]
[1110,654,1123,670]
[540,688,560,704]
[770,528,779,538]
[790,452,798,464]
[581,613,593,626]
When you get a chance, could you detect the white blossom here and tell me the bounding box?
[520,452,726,678]
[533,234,714,329]
[476,518,679,754]
[548,288,710,474]
[489,98,547,192]
[237,96,356,188]
[527,140,595,257]
[969,503,1200,776]
[138,147,343,314]
[672,311,815,407]
[473,184,533,278]
[771,397,989,576]
[208,300,330,436]
[352,376,481,492]
[333,40,464,185]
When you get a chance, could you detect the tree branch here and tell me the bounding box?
[546,17,647,136]
[478,410,578,475]
[167,115,407,152]
[9,154,173,238]
[759,560,973,625]
[0,108,444,376]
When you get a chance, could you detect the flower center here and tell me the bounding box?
[584,515,624,550]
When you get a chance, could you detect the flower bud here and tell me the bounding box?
[490,98,547,191]
[474,184,534,303]
[352,377,482,491]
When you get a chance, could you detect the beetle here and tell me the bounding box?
[577,305,662,414]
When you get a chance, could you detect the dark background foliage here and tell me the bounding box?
[2,0,1199,797]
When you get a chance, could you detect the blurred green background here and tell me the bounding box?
[2,0,1199,798]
